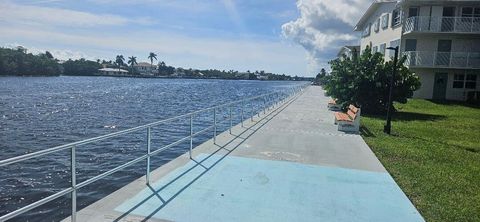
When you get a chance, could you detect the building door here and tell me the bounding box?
[405,39,417,66]
[433,73,448,100]
[436,40,452,66]
[442,7,456,31]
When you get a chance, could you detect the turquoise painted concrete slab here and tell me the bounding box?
[115,154,423,222]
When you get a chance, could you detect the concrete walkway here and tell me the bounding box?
[69,86,423,222]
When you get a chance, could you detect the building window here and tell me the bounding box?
[389,39,400,57]
[374,18,380,32]
[363,23,371,37]
[372,46,378,53]
[453,74,465,88]
[381,14,389,29]
[392,8,402,27]
[465,74,477,89]
[462,7,480,17]
[380,43,386,55]
[453,72,478,89]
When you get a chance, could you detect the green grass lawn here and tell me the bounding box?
[360,99,480,222]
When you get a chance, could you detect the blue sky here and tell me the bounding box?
[0,0,370,77]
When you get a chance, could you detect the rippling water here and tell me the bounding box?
[0,76,303,221]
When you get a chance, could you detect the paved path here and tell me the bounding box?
[69,86,423,222]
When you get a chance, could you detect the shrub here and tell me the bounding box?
[325,47,421,114]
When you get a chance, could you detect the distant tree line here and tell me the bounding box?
[0,47,60,76]
[0,47,307,81]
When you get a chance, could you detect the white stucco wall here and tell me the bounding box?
[412,68,434,99]
[360,3,403,61]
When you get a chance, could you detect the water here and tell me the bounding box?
[0,76,303,221]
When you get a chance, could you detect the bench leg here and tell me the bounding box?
[338,123,359,133]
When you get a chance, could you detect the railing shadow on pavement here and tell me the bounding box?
[112,89,305,222]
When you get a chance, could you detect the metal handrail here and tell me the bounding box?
[0,84,309,222]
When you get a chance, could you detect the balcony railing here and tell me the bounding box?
[404,16,480,33]
[403,51,480,69]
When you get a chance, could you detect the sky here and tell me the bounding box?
[0,0,371,77]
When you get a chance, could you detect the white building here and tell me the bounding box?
[355,0,480,101]
[98,68,129,75]
[134,62,157,75]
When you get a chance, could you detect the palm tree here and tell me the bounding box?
[148,52,157,68]
[115,55,125,71]
[127,56,138,74]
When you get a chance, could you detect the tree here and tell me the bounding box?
[157,61,175,76]
[63,58,101,76]
[325,47,421,114]
[148,52,157,68]
[115,55,125,71]
[314,68,329,85]
[0,47,60,76]
[45,51,54,59]
[127,56,138,74]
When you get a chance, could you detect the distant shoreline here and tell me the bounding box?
[0,74,313,81]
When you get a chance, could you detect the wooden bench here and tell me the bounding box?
[327,99,341,111]
[334,105,361,133]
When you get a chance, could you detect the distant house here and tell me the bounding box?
[134,62,157,75]
[337,46,360,60]
[236,72,250,79]
[98,68,129,75]
[256,74,269,80]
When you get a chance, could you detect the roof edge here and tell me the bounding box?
[354,0,398,31]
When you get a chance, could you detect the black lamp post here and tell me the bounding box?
[384,46,399,135]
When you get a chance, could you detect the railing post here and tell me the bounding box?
[276,93,279,106]
[449,52,452,67]
[71,146,76,222]
[467,52,470,68]
[146,127,151,185]
[189,114,193,159]
[241,100,244,127]
[229,105,233,134]
[213,108,217,144]
[415,51,419,66]
[251,100,254,121]
[471,17,474,33]
[263,97,266,114]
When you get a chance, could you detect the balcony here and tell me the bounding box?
[403,51,480,69]
[404,16,480,34]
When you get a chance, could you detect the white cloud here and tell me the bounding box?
[3,42,93,60]
[0,1,155,27]
[282,0,370,73]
